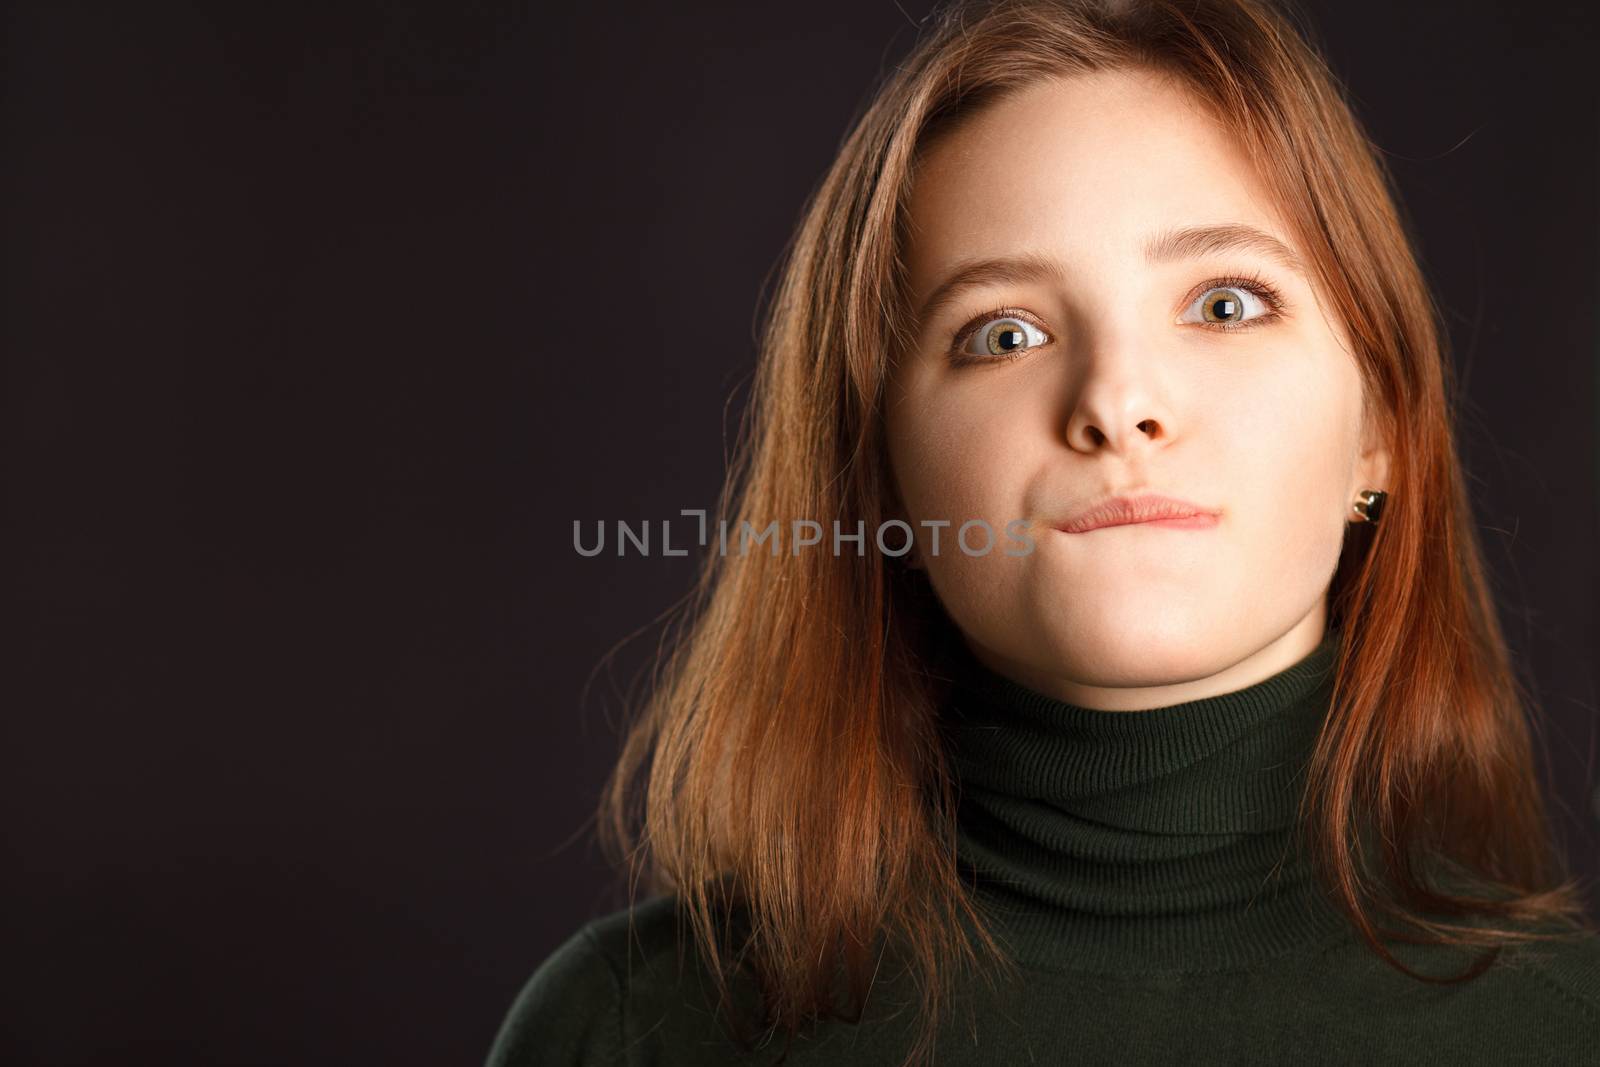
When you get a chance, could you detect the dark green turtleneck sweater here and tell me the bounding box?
[488,633,1600,1064]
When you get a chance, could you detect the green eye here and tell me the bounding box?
[1181,279,1284,331]
[956,313,1050,360]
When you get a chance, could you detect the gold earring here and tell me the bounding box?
[1351,489,1387,525]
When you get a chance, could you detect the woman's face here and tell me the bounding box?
[885,68,1389,709]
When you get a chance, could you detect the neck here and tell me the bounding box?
[941,630,1350,974]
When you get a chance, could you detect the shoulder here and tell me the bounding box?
[1398,862,1600,1034]
[1430,889,1600,1026]
[1498,923,1600,1021]
[1309,917,1600,1057]
[485,912,624,1067]
[485,894,760,1067]
[1467,925,1600,1057]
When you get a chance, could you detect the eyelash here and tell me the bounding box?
[947,271,1290,366]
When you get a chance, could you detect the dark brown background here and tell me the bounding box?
[5,1,1597,1063]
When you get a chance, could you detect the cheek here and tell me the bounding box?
[885,380,1033,528]
[885,377,1048,643]
[1224,359,1360,578]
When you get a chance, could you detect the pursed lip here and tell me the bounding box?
[1054,492,1220,534]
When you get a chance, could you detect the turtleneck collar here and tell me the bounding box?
[941,630,1352,975]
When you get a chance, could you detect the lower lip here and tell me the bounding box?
[1060,514,1220,533]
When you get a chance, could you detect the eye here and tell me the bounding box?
[1179,277,1285,331]
[952,310,1051,362]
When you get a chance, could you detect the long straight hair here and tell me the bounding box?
[593,1,1594,1063]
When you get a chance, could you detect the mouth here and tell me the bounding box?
[1052,493,1221,534]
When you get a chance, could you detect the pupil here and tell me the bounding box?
[994,325,1023,352]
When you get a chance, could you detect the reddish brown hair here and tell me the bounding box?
[592,1,1594,1063]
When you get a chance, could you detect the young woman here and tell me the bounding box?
[491,1,1600,1063]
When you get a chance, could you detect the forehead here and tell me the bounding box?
[904,68,1289,282]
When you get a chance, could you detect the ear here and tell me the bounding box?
[1350,398,1392,503]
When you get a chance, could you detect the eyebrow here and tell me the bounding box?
[912,223,1306,329]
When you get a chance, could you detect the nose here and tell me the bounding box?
[1069,413,1164,451]
[1061,348,1173,453]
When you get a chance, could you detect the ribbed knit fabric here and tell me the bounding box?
[941,628,1351,975]
[486,631,1600,1065]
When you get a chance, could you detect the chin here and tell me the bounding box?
[1018,611,1221,676]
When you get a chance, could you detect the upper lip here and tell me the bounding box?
[1055,492,1219,533]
